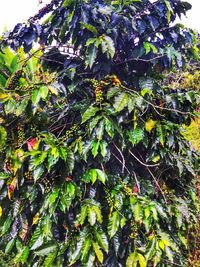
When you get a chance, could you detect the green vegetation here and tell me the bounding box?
[0,0,199,266]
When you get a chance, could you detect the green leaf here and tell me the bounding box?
[4,98,16,114]
[85,45,97,68]
[35,243,57,256]
[33,165,44,182]
[101,36,115,58]
[145,238,156,261]
[108,211,120,238]
[89,115,102,133]
[138,253,147,267]
[81,239,92,261]
[30,227,41,247]
[79,205,88,225]
[32,89,41,105]
[156,124,165,146]
[107,87,119,99]
[120,217,127,228]
[43,251,57,267]
[31,235,43,250]
[48,188,59,205]
[143,42,151,54]
[105,118,115,138]
[70,228,88,264]
[82,106,99,123]
[113,92,129,112]
[5,238,16,253]
[96,169,107,184]
[94,227,109,253]
[91,140,100,157]
[165,246,174,262]
[66,150,75,173]
[92,242,104,263]
[2,217,12,235]
[0,126,7,149]
[133,202,143,222]
[40,86,49,99]
[47,153,59,171]
[85,251,95,267]
[67,183,75,197]
[164,0,173,22]
[178,231,188,248]
[81,23,98,35]
[89,169,97,184]
[126,251,138,267]
[92,205,103,224]
[43,215,52,236]
[96,120,104,140]
[128,96,135,113]
[0,172,10,179]
[32,151,47,167]
[18,247,30,264]
[86,38,97,47]
[144,42,157,54]
[128,128,144,145]
[62,0,74,7]
[88,206,96,226]
[100,140,108,157]
[16,98,29,116]
[141,88,153,97]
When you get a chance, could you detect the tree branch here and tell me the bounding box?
[129,150,160,168]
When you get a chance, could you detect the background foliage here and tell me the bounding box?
[0,0,199,266]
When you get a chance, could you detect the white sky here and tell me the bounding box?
[0,0,199,33]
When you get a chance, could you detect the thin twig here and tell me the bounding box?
[124,86,195,117]
[111,152,130,174]
[117,54,165,66]
[133,171,141,194]
[146,166,167,203]
[113,143,126,174]
[129,150,160,167]
[162,259,183,267]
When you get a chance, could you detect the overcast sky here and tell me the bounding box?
[0,0,199,33]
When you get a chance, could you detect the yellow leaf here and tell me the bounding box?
[0,206,2,217]
[159,240,165,251]
[48,86,58,96]
[162,239,170,246]
[8,191,12,200]
[152,155,160,163]
[32,213,40,225]
[51,147,59,158]
[138,253,147,267]
[92,241,104,263]
[145,119,157,133]
[0,92,10,101]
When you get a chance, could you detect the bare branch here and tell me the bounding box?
[111,152,130,174]
[113,143,126,174]
[146,166,167,203]
[129,150,160,168]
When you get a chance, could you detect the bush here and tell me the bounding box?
[0,0,199,266]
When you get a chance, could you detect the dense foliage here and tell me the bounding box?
[0,0,199,266]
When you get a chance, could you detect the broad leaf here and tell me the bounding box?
[82,106,99,123]
[113,92,129,112]
[108,211,120,238]
[92,242,104,263]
